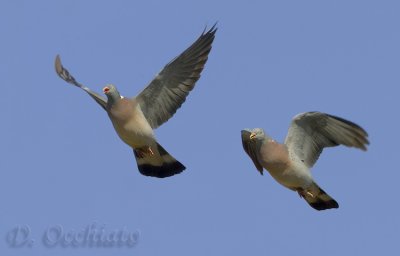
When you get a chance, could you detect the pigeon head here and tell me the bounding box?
[252,128,276,142]
[246,128,266,140]
[103,84,122,105]
[242,128,273,145]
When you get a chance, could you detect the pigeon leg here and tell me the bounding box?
[297,189,315,198]
[136,146,155,158]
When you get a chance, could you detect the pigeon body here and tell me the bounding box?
[55,25,217,178]
[105,89,154,149]
[241,112,369,210]
[103,85,184,177]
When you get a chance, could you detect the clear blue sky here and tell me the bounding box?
[1,0,399,255]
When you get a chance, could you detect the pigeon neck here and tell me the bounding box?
[253,137,265,150]
[106,93,121,108]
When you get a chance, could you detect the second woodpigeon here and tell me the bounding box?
[241,112,369,210]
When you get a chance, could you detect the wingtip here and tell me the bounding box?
[202,22,218,35]
[55,54,63,75]
[241,129,249,134]
[209,21,218,32]
[241,128,253,134]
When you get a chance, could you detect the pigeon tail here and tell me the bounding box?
[134,143,186,178]
[300,183,339,211]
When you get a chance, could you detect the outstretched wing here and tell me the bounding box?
[136,25,217,129]
[284,112,369,168]
[55,55,107,110]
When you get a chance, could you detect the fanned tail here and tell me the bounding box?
[300,183,339,211]
[134,143,186,178]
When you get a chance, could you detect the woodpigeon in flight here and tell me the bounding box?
[241,112,369,210]
[55,25,217,178]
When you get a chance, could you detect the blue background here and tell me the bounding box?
[1,0,399,255]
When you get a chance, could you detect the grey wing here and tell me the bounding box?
[55,55,107,110]
[136,25,217,129]
[241,130,264,175]
[284,112,369,168]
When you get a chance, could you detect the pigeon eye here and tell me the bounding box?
[103,87,110,93]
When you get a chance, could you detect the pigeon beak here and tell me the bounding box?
[103,87,110,94]
[250,132,257,140]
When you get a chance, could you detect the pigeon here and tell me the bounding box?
[241,112,369,210]
[55,25,217,178]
